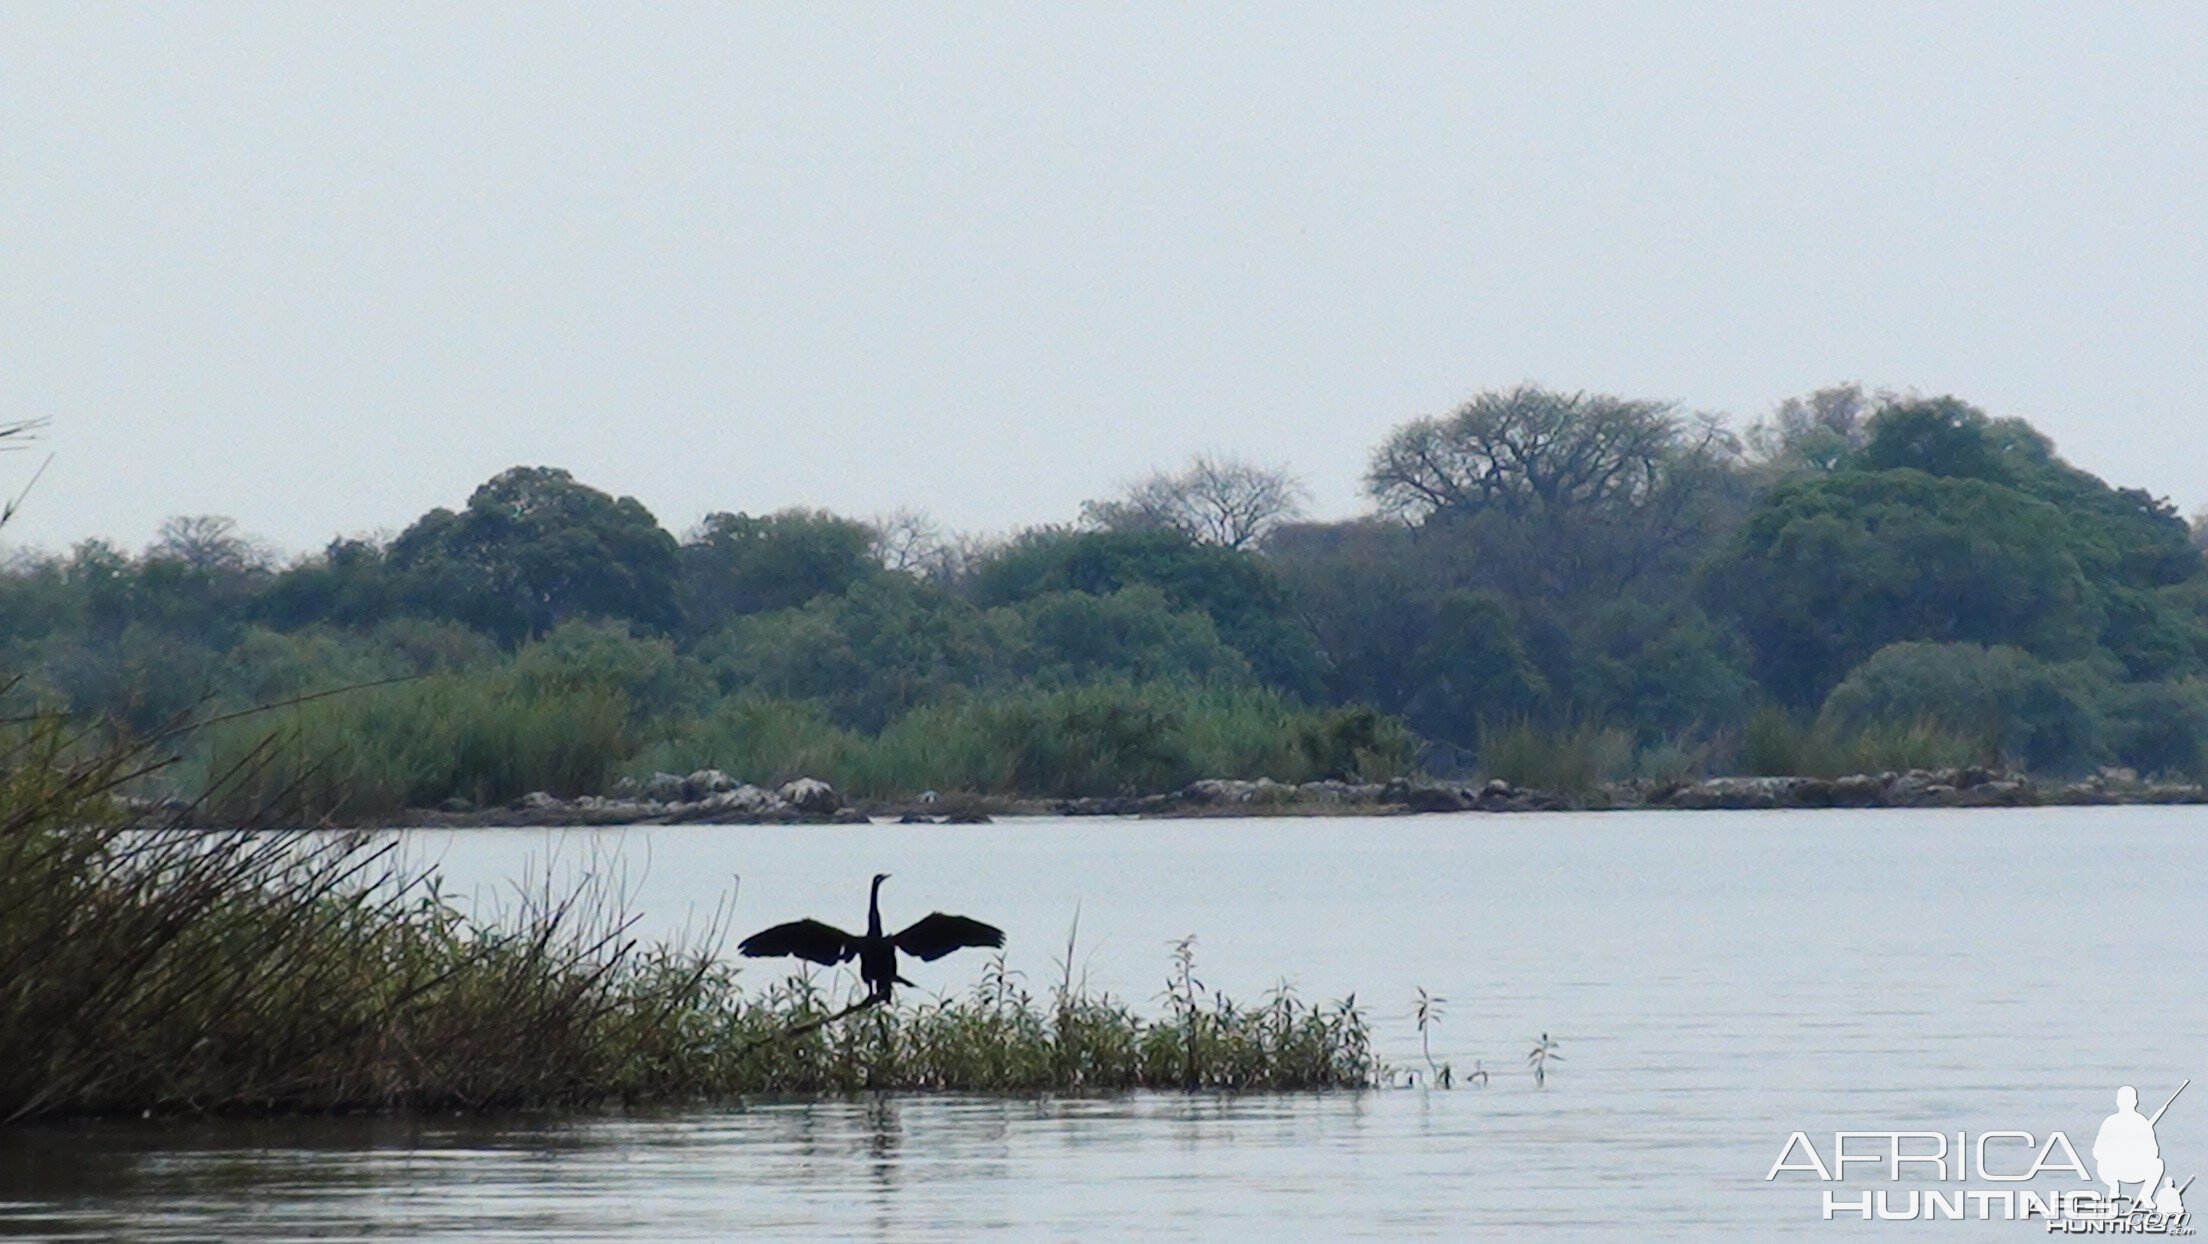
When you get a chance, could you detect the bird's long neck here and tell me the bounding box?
[867,877,884,938]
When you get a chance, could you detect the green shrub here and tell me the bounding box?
[1818,642,2105,773]
[2104,679,2208,780]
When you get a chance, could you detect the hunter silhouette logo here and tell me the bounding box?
[2095,1084,2182,1211]
[1766,1079,2195,1230]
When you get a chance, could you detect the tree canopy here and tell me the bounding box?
[386,467,680,643]
[5,384,2206,788]
[1711,469,2104,706]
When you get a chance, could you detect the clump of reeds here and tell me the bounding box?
[182,677,1418,823]
[0,711,1376,1122]
[1735,705,1987,778]
[713,952,1374,1094]
[0,710,731,1121]
[1475,718,1638,794]
[832,684,1414,798]
[196,670,632,822]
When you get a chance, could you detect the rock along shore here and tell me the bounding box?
[306,764,2208,829]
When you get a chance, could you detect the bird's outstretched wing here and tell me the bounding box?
[738,919,858,965]
[894,913,1005,961]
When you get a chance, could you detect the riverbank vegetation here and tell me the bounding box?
[0,722,1375,1122]
[4,385,2207,817]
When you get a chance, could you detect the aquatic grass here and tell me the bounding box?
[1737,704,1986,778]
[0,721,728,1120]
[195,671,632,822]
[624,952,1377,1096]
[181,676,1419,822]
[1527,1032,1562,1087]
[1410,988,1451,1088]
[1476,717,1732,794]
[630,695,862,790]
[1476,719,1636,794]
[649,683,1415,801]
[0,711,1378,1121]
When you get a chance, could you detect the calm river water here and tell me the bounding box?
[3,806,2202,1240]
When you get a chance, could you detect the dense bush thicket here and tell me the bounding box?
[6,387,2208,811]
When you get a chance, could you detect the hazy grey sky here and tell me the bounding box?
[4,3,2203,555]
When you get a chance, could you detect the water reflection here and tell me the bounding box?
[5,1083,2199,1241]
[4,808,2205,1240]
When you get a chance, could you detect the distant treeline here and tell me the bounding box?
[5,385,2207,812]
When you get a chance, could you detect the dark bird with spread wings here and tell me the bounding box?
[737,873,1004,1003]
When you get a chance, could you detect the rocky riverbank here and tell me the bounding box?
[349,764,2208,828]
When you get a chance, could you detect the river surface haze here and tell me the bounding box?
[4,807,2201,1240]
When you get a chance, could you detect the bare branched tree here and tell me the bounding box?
[152,515,274,574]
[2191,504,2208,559]
[916,529,1005,585]
[868,507,944,575]
[1081,453,1308,549]
[1357,387,1753,600]
[867,508,1004,584]
[1364,386,1686,524]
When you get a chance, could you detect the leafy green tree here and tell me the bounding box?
[2095,585,2208,682]
[362,617,501,674]
[1393,591,1550,747]
[1266,519,1447,717]
[680,508,879,630]
[1746,384,1875,475]
[224,625,415,705]
[0,551,83,662]
[1270,514,1746,746]
[512,619,707,720]
[991,587,1254,689]
[257,537,396,631]
[1865,397,2201,590]
[42,623,226,736]
[1861,397,2008,480]
[83,516,276,648]
[699,576,999,730]
[386,467,681,643]
[69,539,135,642]
[966,529,1323,697]
[1712,470,2104,706]
[2104,680,2208,780]
[1560,602,1749,739]
[1724,397,2208,696]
